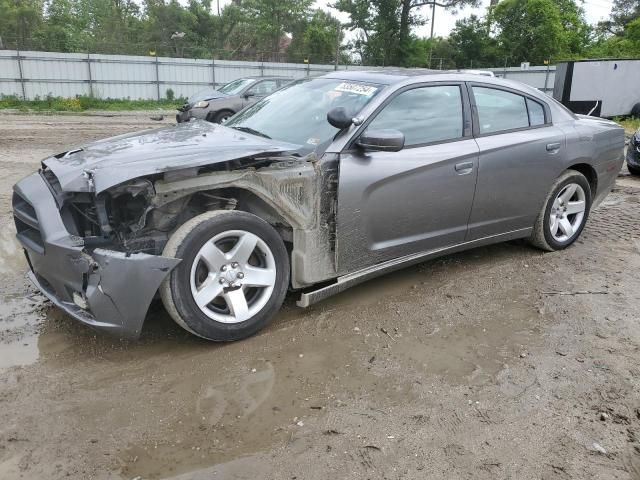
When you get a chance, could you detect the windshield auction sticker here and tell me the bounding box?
[334,83,378,96]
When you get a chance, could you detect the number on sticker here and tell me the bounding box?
[334,83,378,96]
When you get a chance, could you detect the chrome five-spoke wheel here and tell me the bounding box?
[530,170,592,252]
[549,183,586,242]
[190,230,276,324]
[161,211,290,341]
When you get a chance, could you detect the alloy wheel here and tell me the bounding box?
[189,230,276,324]
[549,183,586,243]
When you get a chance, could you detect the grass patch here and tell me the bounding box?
[0,94,184,112]
[614,116,640,134]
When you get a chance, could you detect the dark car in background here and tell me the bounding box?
[628,128,640,175]
[176,76,292,124]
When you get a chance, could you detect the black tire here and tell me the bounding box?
[209,110,234,124]
[631,102,640,119]
[160,211,290,341]
[529,170,592,252]
[628,164,640,176]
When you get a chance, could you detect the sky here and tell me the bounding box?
[204,0,616,38]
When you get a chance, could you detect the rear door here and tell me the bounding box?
[336,83,479,273]
[466,84,567,240]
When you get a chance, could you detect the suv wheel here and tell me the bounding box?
[160,211,289,341]
[529,170,592,251]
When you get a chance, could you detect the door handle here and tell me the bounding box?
[546,142,561,152]
[454,161,474,175]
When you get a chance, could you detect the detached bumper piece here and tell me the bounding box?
[176,108,191,123]
[13,172,181,339]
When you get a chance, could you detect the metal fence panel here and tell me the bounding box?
[0,50,557,101]
[489,66,556,93]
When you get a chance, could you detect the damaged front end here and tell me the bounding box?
[13,171,180,338]
[13,141,337,338]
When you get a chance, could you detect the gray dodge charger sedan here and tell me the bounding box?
[176,76,291,124]
[13,70,625,341]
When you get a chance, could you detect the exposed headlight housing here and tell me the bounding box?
[194,100,209,108]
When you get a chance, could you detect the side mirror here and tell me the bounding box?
[356,129,405,152]
[327,107,353,130]
[243,92,255,99]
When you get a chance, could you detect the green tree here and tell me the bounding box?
[396,0,478,64]
[448,14,499,68]
[492,0,571,64]
[553,0,591,58]
[144,0,200,56]
[241,0,313,56]
[335,0,478,66]
[599,0,640,35]
[0,0,44,49]
[288,9,343,63]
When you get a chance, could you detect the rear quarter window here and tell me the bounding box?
[527,98,546,126]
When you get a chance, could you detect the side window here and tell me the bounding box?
[248,80,279,96]
[527,98,545,126]
[472,87,529,134]
[367,85,464,147]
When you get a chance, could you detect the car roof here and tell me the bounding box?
[240,75,293,80]
[319,69,524,89]
[320,69,442,85]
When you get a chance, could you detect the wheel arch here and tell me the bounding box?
[206,109,235,123]
[185,187,296,243]
[566,163,597,197]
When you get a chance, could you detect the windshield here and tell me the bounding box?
[225,78,383,150]
[219,78,256,95]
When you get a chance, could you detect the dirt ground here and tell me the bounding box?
[0,112,639,480]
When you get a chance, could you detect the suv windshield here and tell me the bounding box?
[225,78,383,150]
[219,78,256,95]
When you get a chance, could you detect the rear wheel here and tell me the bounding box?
[529,170,592,251]
[160,211,289,341]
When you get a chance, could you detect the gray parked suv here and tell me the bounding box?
[176,76,292,124]
[13,71,625,342]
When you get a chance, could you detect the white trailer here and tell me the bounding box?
[553,59,640,117]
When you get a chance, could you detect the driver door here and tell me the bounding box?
[336,83,479,273]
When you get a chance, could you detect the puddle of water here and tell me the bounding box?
[0,226,26,277]
[0,295,44,370]
[164,453,271,479]
[114,329,368,479]
[389,305,538,385]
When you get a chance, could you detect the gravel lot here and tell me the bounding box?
[0,112,639,480]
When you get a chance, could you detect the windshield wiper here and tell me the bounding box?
[231,126,271,139]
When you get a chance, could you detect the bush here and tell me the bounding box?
[166,88,175,101]
[0,95,184,112]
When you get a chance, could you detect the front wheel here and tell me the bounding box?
[529,170,592,251]
[160,211,290,341]
[209,110,234,124]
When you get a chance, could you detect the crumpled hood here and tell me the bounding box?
[43,121,300,193]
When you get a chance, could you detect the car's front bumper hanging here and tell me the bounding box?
[13,172,181,339]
